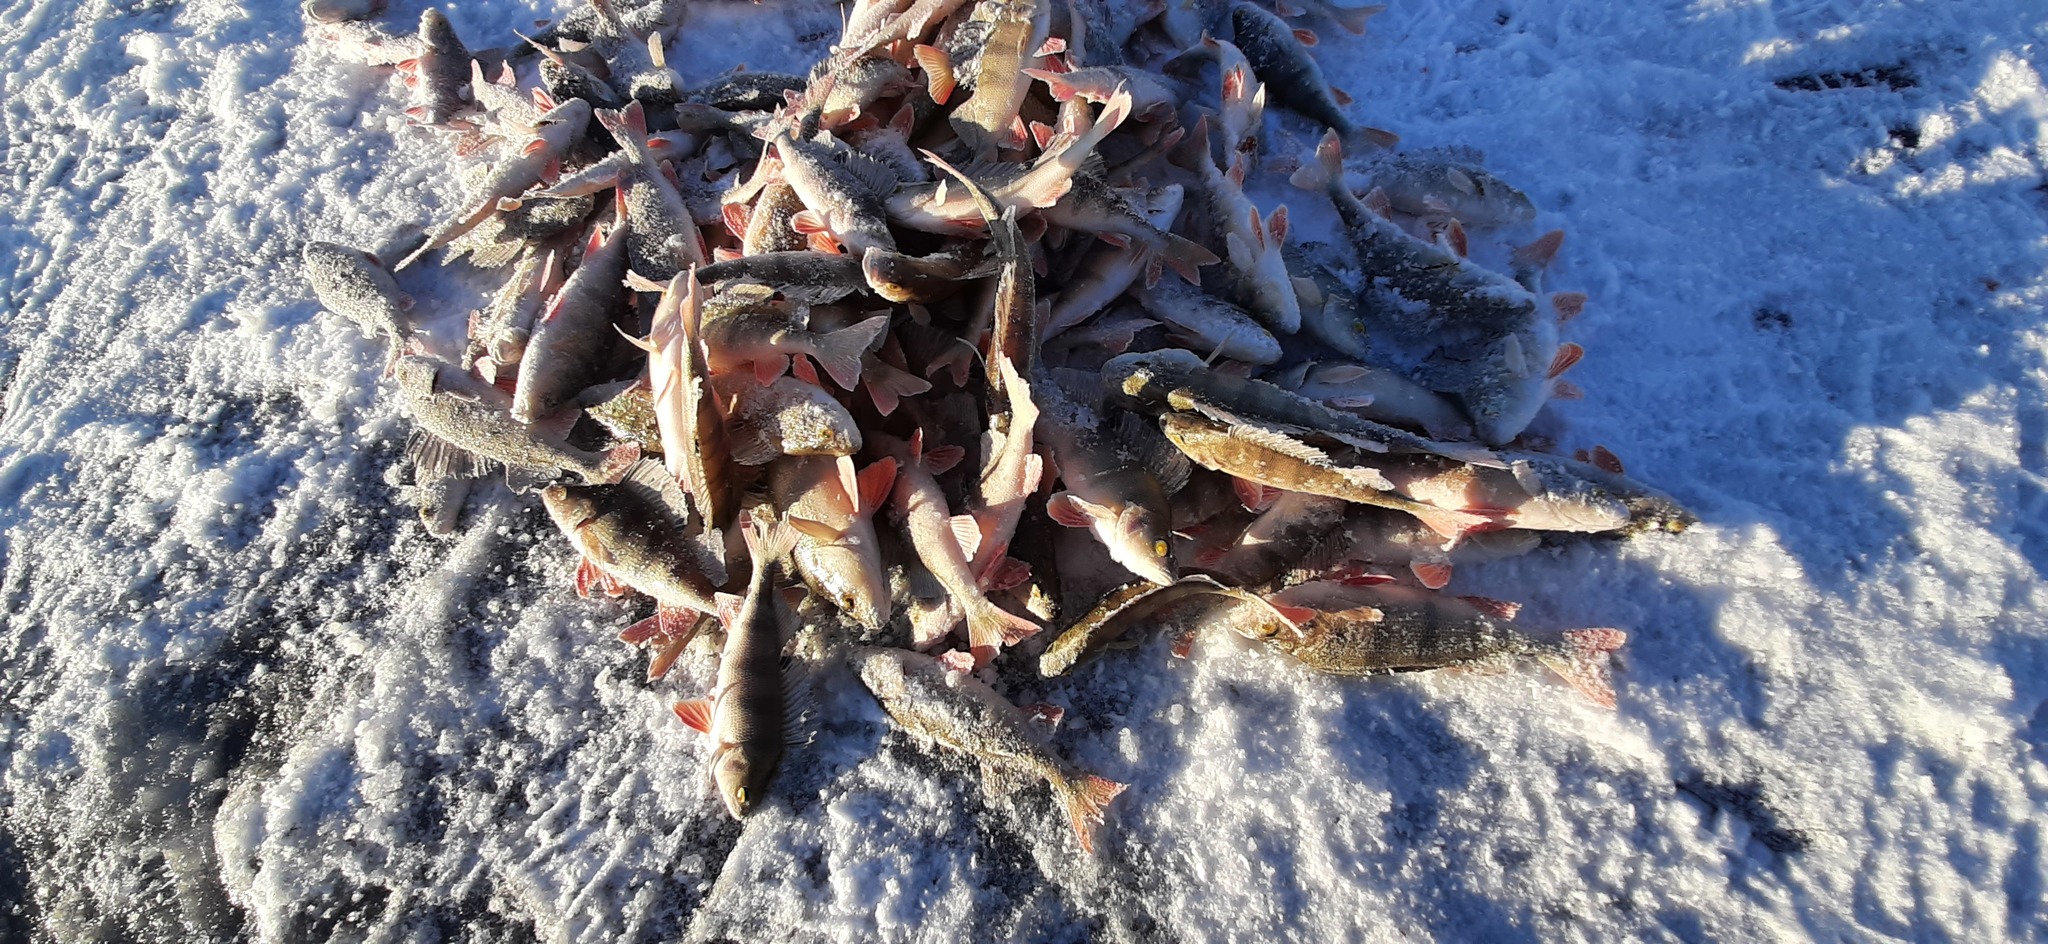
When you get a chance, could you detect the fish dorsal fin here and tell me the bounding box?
[837,149,900,197]
[948,514,983,559]
[615,459,693,534]
[406,428,490,480]
[1114,410,1190,494]
[1220,416,1337,467]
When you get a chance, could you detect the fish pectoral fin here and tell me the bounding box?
[785,514,847,543]
[782,672,817,745]
[671,697,715,735]
[1045,492,1107,528]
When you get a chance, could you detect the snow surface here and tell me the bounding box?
[3,0,2047,940]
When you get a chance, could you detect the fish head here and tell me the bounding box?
[711,743,777,818]
[1098,503,1177,586]
[538,97,593,141]
[859,247,919,302]
[796,540,892,629]
[418,7,457,44]
[539,484,602,536]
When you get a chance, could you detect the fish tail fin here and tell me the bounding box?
[1332,3,1388,34]
[1159,233,1221,281]
[1052,771,1128,854]
[1289,128,1344,192]
[1536,629,1627,709]
[814,314,890,390]
[863,361,932,416]
[967,601,1041,651]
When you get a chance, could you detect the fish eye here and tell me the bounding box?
[735,787,748,805]
[1154,540,1170,557]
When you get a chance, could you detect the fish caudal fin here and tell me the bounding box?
[1053,772,1128,854]
[967,601,1041,651]
[814,314,891,390]
[1288,128,1344,192]
[1536,629,1627,709]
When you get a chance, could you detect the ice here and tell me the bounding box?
[2,0,2047,940]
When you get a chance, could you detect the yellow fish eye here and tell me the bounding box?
[735,787,748,805]
[1154,540,1170,557]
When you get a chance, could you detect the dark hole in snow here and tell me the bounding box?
[1773,65,1917,92]
[1674,778,1811,856]
[1753,308,1793,331]
[1888,125,1921,150]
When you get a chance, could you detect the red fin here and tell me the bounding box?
[937,649,977,673]
[752,355,790,385]
[648,627,693,680]
[1446,219,1468,257]
[1331,84,1352,105]
[1169,629,1197,659]
[1272,604,1318,625]
[1022,703,1065,730]
[1232,478,1277,512]
[1060,774,1127,855]
[1552,291,1587,322]
[857,458,899,515]
[980,557,1032,592]
[922,444,965,475]
[807,231,843,254]
[1268,206,1289,244]
[713,247,741,262]
[789,353,821,386]
[1033,36,1066,57]
[1548,342,1583,378]
[1590,445,1625,475]
[619,614,662,645]
[1552,379,1584,400]
[1512,230,1565,271]
[722,202,749,237]
[1458,595,1521,620]
[790,209,829,234]
[1410,560,1453,590]
[521,137,549,156]
[913,45,955,104]
[671,697,714,734]
[1193,546,1227,568]
[1293,27,1319,46]
[713,591,746,631]
[1538,629,1627,709]
[1096,232,1130,249]
[1030,121,1056,150]
[574,557,604,598]
[1363,187,1394,219]
[1410,504,1493,541]
[1045,493,1094,528]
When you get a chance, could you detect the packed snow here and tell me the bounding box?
[2,0,2046,940]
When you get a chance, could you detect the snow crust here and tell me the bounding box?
[2,0,2047,940]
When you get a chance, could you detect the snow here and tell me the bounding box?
[2,0,2047,941]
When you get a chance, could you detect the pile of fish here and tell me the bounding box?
[302,0,1693,854]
